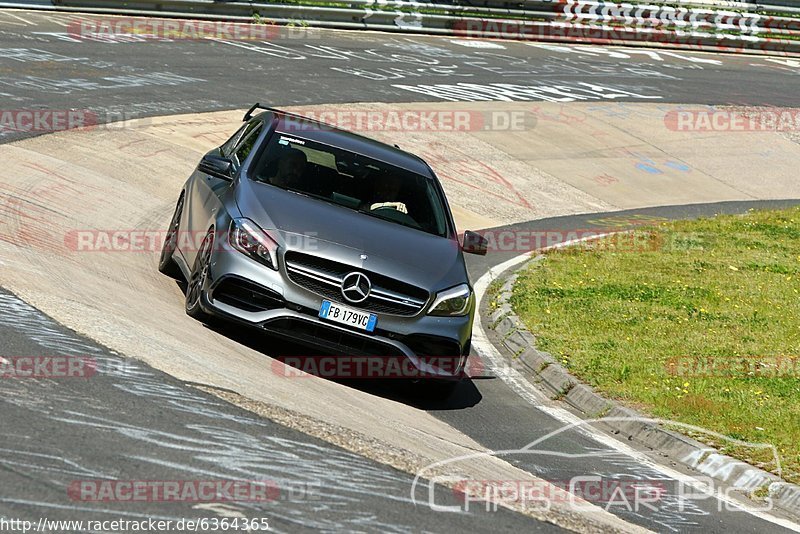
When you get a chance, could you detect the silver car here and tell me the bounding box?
[159,105,487,396]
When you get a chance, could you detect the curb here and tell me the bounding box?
[485,259,800,519]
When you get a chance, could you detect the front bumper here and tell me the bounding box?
[198,245,473,379]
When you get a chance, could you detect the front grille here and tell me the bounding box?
[212,277,284,313]
[284,251,429,316]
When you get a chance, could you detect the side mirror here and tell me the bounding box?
[199,154,233,179]
[462,230,488,256]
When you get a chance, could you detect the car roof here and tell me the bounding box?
[263,111,435,178]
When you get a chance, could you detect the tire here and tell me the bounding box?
[185,228,214,322]
[158,195,184,279]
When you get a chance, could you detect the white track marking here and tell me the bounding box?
[471,237,800,531]
[2,11,35,25]
[0,13,27,26]
[766,58,800,69]
[49,13,88,28]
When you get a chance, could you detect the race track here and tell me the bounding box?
[1,9,800,533]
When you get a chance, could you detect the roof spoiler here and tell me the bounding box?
[243,103,280,122]
[244,103,324,124]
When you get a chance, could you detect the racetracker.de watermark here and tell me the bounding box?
[0,108,175,135]
[667,355,800,378]
[280,109,536,132]
[64,229,318,253]
[462,229,705,254]
[665,109,800,132]
[0,110,98,133]
[0,356,97,378]
[67,17,280,41]
[452,20,752,47]
[67,480,283,502]
[272,355,479,379]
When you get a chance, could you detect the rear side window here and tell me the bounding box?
[221,124,248,156]
[221,120,259,156]
[232,123,262,166]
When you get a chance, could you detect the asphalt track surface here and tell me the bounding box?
[1,9,800,533]
[0,288,556,533]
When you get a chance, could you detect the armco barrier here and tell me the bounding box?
[14,0,799,56]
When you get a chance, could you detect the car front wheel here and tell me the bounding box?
[185,228,214,322]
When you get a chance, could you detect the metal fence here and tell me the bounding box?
[30,0,800,56]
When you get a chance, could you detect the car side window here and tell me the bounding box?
[232,123,263,167]
[220,124,248,156]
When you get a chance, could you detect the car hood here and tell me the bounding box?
[234,179,467,291]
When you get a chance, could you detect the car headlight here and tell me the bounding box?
[428,284,472,316]
[229,218,278,270]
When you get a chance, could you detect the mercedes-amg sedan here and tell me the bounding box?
[159,104,488,396]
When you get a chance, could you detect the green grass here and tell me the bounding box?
[511,207,800,483]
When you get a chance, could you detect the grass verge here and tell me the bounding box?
[511,206,800,484]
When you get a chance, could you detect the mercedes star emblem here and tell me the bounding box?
[341,272,371,303]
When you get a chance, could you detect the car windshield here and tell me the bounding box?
[249,132,449,237]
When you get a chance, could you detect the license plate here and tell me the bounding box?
[319,300,377,332]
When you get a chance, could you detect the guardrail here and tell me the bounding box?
[22,0,800,56]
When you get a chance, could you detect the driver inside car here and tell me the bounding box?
[366,173,408,214]
[269,148,307,189]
